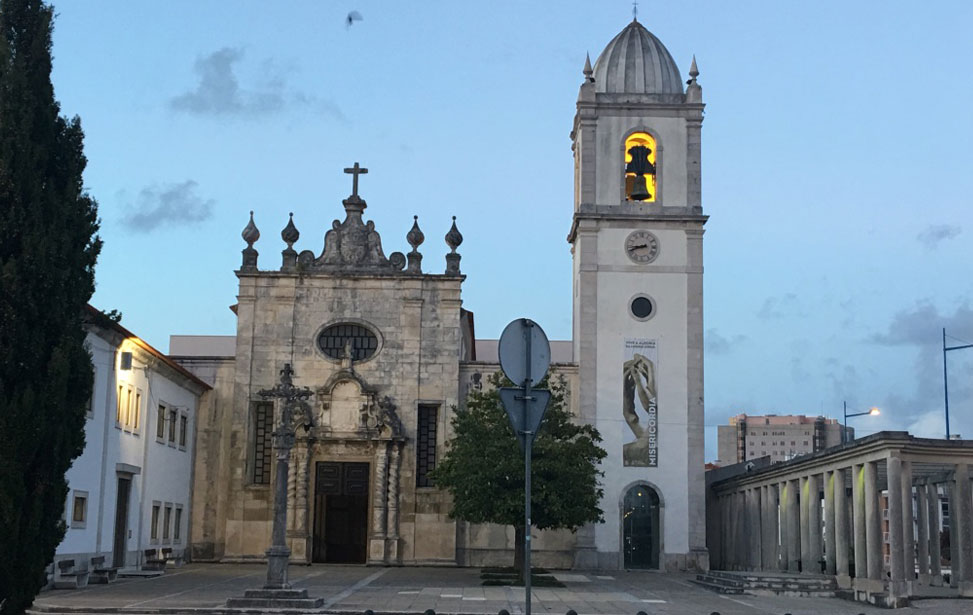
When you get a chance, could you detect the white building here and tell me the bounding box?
[54,306,209,572]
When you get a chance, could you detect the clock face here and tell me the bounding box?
[624,230,660,263]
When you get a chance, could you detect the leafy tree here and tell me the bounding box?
[430,372,606,573]
[0,1,101,612]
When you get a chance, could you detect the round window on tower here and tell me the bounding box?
[629,294,656,322]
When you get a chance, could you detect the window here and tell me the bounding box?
[156,405,166,440]
[317,323,379,361]
[133,391,142,431]
[116,385,124,425]
[86,392,94,419]
[179,414,188,448]
[168,409,177,443]
[163,505,172,540]
[251,402,274,485]
[173,506,183,542]
[124,387,133,427]
[71,491,88,528]
[624,132,657,202]
[151,504,160,540]
[416,404,438,487]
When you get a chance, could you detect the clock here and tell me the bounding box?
[624,230,659,263]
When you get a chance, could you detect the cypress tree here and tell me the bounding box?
[0,0,101,612]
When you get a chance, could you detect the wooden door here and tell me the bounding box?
[112,477,131,567]
[312,462,369,563]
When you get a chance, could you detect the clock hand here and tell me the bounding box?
[628,243,648,251]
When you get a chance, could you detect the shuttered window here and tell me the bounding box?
[416,405,438,487]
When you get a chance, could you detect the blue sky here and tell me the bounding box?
[49,1,973,461]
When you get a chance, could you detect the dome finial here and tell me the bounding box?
[583,53,593,81]
[632,0,639,22]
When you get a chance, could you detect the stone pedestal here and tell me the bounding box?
[226,588,324,609]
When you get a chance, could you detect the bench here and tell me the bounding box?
[88,555,117,584]
[53,559,89,589]
[143,548,167,571]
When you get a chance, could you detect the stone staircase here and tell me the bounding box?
[693,570,837,597]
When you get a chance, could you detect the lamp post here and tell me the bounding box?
[943,328,973,440]
[842,401,879,444]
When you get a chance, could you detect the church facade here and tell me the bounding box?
[173,19,708,571]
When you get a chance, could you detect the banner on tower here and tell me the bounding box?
[622,338,658,467]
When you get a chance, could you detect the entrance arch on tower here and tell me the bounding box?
[620,482,663,569]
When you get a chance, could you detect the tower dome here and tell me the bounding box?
[591,20,683,95]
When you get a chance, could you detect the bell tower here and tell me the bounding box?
[568,19,708,570]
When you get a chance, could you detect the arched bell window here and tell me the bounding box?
[624,132,658,202]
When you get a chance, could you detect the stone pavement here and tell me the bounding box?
[27,564,973,615]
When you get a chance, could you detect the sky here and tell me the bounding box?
[47,1,973,462]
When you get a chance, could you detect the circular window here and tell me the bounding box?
[630,295,655,321]
[317,323,379,361]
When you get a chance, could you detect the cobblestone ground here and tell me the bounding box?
[27,564,973,615]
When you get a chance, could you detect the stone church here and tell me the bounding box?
[172,18,708,571]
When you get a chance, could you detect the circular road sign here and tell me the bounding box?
[498,318,551,388]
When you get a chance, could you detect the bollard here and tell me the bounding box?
[566,611,577,615]
[499,610,510,615]
[364,611,374,615]
[636,611,648,615]
[424,610,436,615]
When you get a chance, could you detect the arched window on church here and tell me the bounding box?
[624,132,657,202]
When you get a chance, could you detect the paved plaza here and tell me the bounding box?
[27,564,973,615]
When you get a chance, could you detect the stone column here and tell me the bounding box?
[287,447,298,529]
[292,441,311,562]
[916,481,930,583]
[900,460,915,586]
[956,463,973,592]
[808,473,822,573]
[800,476,811,572]
[949,479,960,588]
[686,118,703,212]
[778,481,789,571]
[787,478,801,572]
[928,483,942,580]
[368,442,389,564]
[385,441,402,562]
[747,488,762,570]
[835,468,851,582]
[853,464,867,579]
[719,494,729,569]
[887,456,906,596]
[762,484,778,570]
[825,471,837,575]
[864,461,883,581]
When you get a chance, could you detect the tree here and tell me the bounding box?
[430,372,606,573]
[0,0,101,612]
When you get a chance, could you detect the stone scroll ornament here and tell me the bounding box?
[622,351,658,467]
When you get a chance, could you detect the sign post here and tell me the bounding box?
[498,318,551,615]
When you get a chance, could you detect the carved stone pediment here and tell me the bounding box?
[297,198,406,274]
[315,370,404,440]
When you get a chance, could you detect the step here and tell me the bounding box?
[690,578,744,595]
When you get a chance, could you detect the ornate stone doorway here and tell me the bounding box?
[312,461,369,563]
[623,484,661,569]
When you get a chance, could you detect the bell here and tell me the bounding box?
[629,174,652,201]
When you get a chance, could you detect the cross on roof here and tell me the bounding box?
[344,162,368,198]
[632,0,638,21]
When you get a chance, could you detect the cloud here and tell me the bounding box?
[757,292,801,320]
[121,180,214,232]
[705,329,747,355]
[917,224,962,250]
[869,301,973,347]
[169,48,342,119]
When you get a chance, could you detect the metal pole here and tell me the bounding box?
[523,320,532,615]
[843,401,847,444]
[944,328,950,439]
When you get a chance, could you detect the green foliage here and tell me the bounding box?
[0,1,101,612]
[430,371,606,542]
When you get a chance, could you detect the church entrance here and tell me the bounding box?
[312,461,369,564]
[622,485,660,569]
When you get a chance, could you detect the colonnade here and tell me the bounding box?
[709,434,973,603]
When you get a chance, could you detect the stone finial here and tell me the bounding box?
[281,213,299,271]
[241,210,259,271]
[445,216,463,276]
[583,53,594,82]
[445,216,463,253]
[686,55,702,103]
[406,215,424,274]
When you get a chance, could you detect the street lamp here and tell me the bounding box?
[943,328,973,439]
[843,401,879,444]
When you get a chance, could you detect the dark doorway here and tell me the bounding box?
[112,476,131,568]
[623,484,661,569]
[312,461,369,563]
